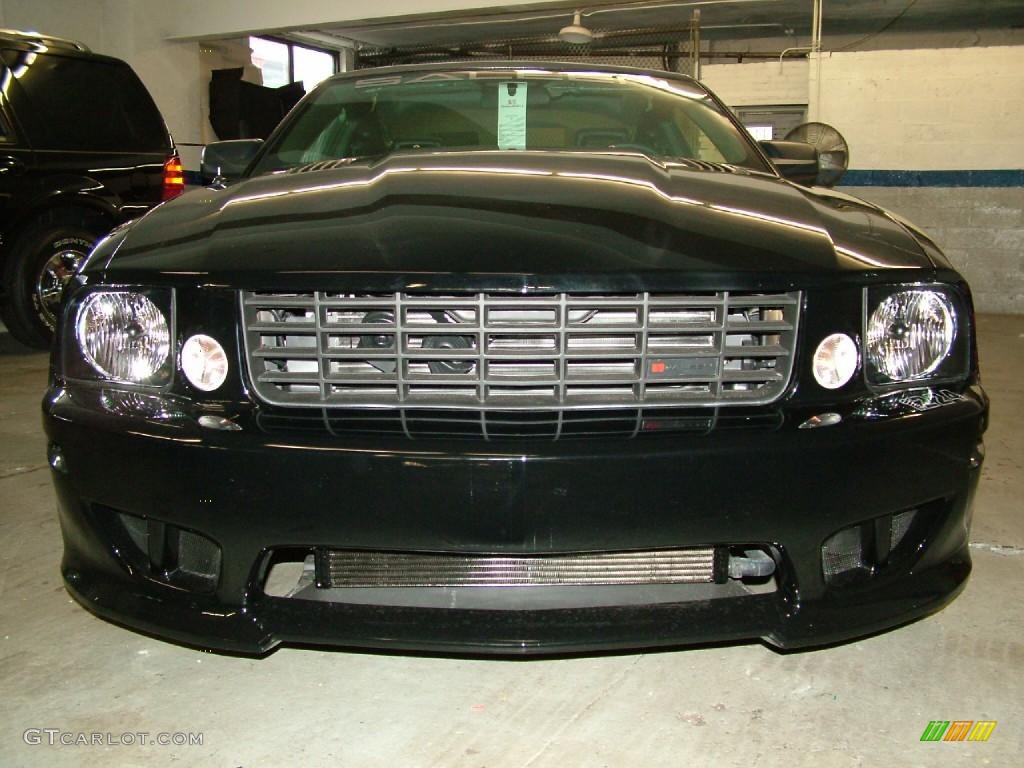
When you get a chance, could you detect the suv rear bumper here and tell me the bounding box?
[45,384,986,655]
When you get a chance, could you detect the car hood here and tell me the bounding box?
[95,151,936,292]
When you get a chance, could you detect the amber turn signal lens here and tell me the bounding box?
[161,154,185,201]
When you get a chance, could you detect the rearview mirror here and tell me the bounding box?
[759,140,819,186]
[201,139,263,185]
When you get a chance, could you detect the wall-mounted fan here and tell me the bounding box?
[784,122,849,187]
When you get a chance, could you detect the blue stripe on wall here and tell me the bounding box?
[840,169,1024,188]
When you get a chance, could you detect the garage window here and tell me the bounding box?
[249,36,337,94]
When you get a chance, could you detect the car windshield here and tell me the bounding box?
[250,68,770,175]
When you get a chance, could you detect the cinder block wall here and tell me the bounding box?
[704,46,1024,313]
[813,47,1023,171]
[700,59,809,107]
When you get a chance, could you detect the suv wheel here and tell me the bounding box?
[2,210,109,348]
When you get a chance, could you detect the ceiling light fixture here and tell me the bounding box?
[558,11,594,44]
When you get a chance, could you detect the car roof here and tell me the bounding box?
[0,28,91,53]
[327,60,702,85]
[0,28,137,68]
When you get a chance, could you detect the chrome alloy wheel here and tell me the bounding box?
[36,247,88,328]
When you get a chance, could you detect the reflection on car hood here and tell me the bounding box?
[96,151,936,291]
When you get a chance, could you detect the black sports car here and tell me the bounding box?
[44,63,987,655]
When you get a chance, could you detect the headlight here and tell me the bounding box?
[865,287,959,384]
[74,291,171,385]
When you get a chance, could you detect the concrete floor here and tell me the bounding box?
[1,316,1021,768]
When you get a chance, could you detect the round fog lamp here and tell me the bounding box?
[182,334,229,391]
[813,333,858,390]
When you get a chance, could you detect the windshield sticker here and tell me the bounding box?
[354,75,403,89]
[497,82,528,150]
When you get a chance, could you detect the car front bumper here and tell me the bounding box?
[44,384,986,655]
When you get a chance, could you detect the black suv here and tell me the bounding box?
[0,29,180,348]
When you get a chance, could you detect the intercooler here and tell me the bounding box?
[318,548,724,588]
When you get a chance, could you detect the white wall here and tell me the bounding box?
[812,46,1024,171]
[163,0,576,40]
[0,0,105,49]
[700,59,808,107]
[695,45,1024,176]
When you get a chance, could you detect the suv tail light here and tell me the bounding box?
[161,154,185,200]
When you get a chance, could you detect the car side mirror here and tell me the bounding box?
[759,140,820,186]
[201,139,263,185]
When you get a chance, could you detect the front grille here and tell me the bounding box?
[242,290,800,409]
[320,548,721,587]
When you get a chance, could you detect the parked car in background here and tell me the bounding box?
[0,29,182,348]
[46,62,987,655]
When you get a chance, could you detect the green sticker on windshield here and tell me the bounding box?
[497,82,527,150]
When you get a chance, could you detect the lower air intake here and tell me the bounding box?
[320,548,720,588]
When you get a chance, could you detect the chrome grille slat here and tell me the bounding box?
[322,548,718,587]
[242,290,800,410]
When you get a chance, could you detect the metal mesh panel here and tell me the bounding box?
[177,529,222,581]
[355,25,697,73]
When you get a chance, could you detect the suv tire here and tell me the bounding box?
[1,209,109,348]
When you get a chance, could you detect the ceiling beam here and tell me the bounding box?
[163,0,585,41]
